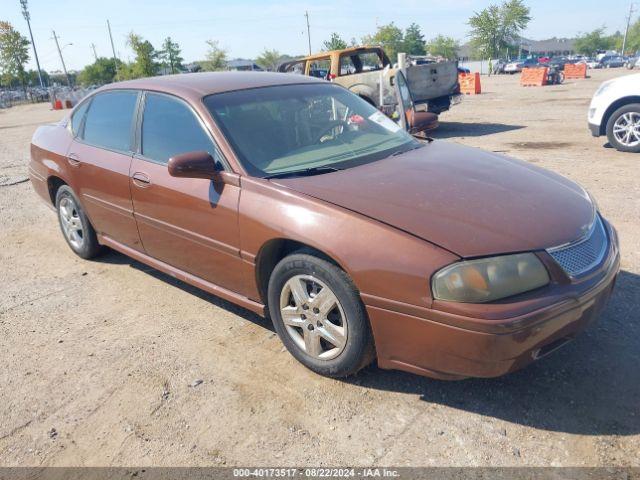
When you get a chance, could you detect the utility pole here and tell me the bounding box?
[622,3,636,56]
[107,20,120,81]
[305,11,311,55]
[52,30,71,86]
[90,43,98,61]
[19,0,44,88]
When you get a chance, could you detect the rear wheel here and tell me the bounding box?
[268,253,374,377]
[606,104,640,153]
[55,185,102,259]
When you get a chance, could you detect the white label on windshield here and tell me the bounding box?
[368,111,402,133]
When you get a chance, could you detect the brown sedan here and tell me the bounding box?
[29,72,619,379]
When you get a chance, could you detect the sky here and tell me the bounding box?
[1,0,636,72]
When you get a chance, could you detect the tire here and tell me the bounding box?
[267,253,375,378]
[606,103,640,153]
[55,185,103,259]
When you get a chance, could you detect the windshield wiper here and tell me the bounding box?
[263,165,341,179]
[390,144,425,157]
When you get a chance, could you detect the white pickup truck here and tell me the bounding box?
[278,46,462,116]
[588,73,640,153]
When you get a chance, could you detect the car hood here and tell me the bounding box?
[272,141,596,258]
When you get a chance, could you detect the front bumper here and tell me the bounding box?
[367,222,620,380]
[589,122,601,137]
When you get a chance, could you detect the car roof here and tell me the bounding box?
[98,71,325,100]
[299,46,382,61]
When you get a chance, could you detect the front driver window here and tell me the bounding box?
[141,93,218,165]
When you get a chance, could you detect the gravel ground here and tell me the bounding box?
[0,69,638,467]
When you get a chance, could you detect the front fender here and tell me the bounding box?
[238,176,459,311]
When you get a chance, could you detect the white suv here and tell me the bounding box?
[588,73,640,152]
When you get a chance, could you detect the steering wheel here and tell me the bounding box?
[312,120,350,144]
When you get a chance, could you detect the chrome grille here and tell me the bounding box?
[548,215,608,277]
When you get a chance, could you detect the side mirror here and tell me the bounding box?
[168,151,219,180]
[405,109,439,135]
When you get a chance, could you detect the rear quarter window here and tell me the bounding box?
[70,100,90,136]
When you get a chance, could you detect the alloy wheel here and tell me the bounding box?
[59,196,84,249]
[613,112,640,147]
[279,274,347,360]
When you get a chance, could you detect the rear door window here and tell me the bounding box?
[339,51,384,76]
[281,60,306,75]
[140,93,218,165]
[308,58,331,79]
[82,91,138,152]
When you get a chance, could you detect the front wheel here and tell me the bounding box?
[267,253,375,377]
[606,104,640,153]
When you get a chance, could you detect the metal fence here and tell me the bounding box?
[0,88,50,108]
[0,86,93,109]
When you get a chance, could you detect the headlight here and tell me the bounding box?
[432,253,550,303]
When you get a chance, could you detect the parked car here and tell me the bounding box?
[546,57,579,71]
[504,57,539,74]
[600,56,626,68]
[589,73,640,153]
[278,47,461,115]
[492,59,507,74]
[585,58,602,69]
[30,72,619,380]
[626,56,640,69]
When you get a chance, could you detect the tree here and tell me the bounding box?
[574,28,617,57]
[77,57,122,86]
[26,68,49,86]
[126,32,159,78]
[256,48,281,71]
[0,21,30,93]
[426,35,460,60]
[362,23,404,61]
[160,37,183,74]
[323,33,347,51]
[403,23,426,55]
[468,0,531,58]
[202,40,227,71]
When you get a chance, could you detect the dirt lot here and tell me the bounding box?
[1,69,639,467]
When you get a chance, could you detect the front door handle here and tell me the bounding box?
[132,172,151,188]
[67,152,81,167]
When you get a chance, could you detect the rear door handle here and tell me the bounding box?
[67,152,81,167]
[132,172,151,187]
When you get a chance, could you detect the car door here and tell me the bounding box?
[129,91,244,293]
[68,90,142,251]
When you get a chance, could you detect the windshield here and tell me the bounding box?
[204,83,419,178]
